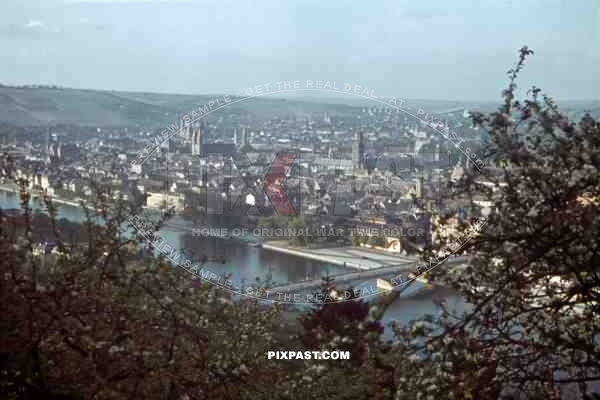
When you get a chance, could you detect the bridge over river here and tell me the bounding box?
[267,256,471,296]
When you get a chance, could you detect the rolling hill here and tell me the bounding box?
[1,85,595,129]
[0,85,374,128]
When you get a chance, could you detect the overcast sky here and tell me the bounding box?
[1,0,599,101]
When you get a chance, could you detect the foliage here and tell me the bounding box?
[298,276,384,366]
[0,179,285,400]
[351,232,362,247]
[392,46,600,399]
[2,46,599,400]
[292,277,396,400]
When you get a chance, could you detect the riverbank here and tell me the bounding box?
[162,220,261,244]
[262,241,417,270]
[0,183,82,208]
[0,188,464,336]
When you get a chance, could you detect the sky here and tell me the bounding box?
[0,0,599,101]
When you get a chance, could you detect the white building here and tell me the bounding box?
[131,163,143,174]
[146,192,184,212]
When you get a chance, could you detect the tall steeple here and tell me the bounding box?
[187,120,194,141]
[191,124,202,156]
[44,128,51,164]
[240,127,249,147]
[352,128,365,170]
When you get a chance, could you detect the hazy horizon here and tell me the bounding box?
[1,0,599,102]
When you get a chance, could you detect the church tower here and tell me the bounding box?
[191,125,202,156]
[352,128,365,170]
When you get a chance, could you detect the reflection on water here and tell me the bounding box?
[380,287,466,339]
[1,190,466,335]
[0,190,87,222]
[164,227,347,289]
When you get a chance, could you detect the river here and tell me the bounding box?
[0,190,465,338]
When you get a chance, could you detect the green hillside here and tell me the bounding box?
[0,85,357,128]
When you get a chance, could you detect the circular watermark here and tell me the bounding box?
[132,80,489,305]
